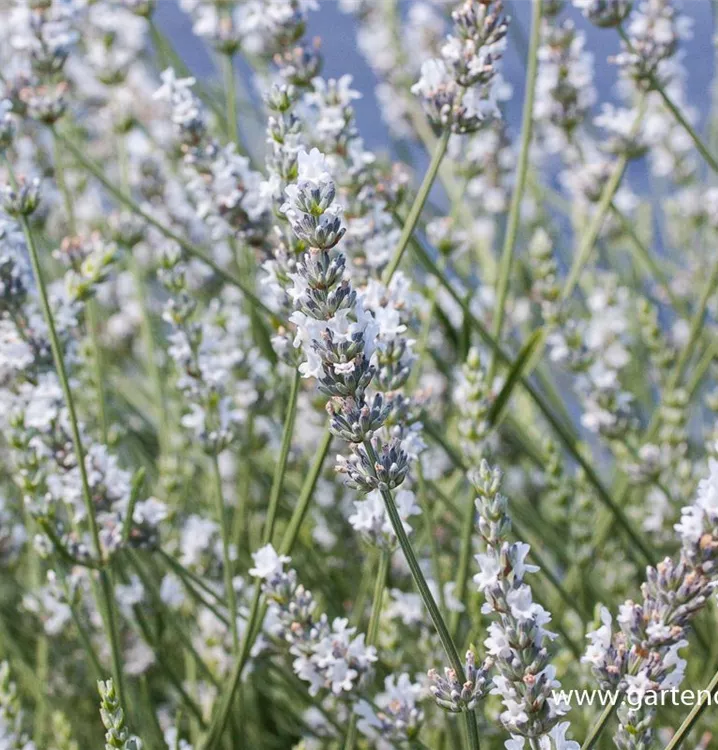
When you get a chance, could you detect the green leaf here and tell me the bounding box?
[488,327,546,427]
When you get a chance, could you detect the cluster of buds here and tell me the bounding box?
[98,678,143,749]
[428,649,493,712]
[153,69,269,243]
[534,19,597,153]
[0,100,15,153]
[637,297,675,384]
[455,347,494,466]
[159,246,248,455]
[528,228,562,327]
[355,673,425,744]
[2,177,42,218]
[282,148,346,250]
[412,0,509,134]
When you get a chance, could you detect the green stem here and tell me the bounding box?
[580,696,622,750]
[54,129,275,319]
[278,429,332,555]
[663,665,718,750]
[563,155,629,300]
[200,428,332,750]
[7,158,126,704]
[489,0,543,379]
[263,368,301,545]
[86,299,109,443]
[669,258,718,388]
[343,548,391,750]
[361,441,479,750]
[223,53,239,145]
[211,454,239,652]
[449,487,475,640]
[417,464,446,611]
[382,128,451,285]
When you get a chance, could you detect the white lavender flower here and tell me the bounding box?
[412,0,509,133]
[472,461,574,741]
[252,544,377,697]
[584,456,718,747]
[354,673,424,747]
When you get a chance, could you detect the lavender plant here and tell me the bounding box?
[2,0,718,748]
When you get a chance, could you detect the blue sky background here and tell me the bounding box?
[154,0,717,156]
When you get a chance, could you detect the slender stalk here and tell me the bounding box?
[343,548,391,750]
[54,129,275,319]
[449,487,475,640]
[663,665,718,750]
[263,369,301,545]
[669,258,718,388]
[382,128,451,285]
[489,0,543,379]
[211,454,239,651]
[361,440,479,750]
[200,428,332,750]
[417,464,446,611]
[223,53,239,145]
[563,155,629,300]
[580,696,622,750]
[278,429,332,555]
[86,300,109,443]
[7,159,126,704]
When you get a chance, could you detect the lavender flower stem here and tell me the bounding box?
[489,0,543,378]
[663,665,718,750]
[361,440,480,750]
[222,53,239,146]
[263,368,301,546]
[449,488,476,639]
[210,453,239,652]
[5,157,127,707]
[278,430,333,555]
[382,127,451,285]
